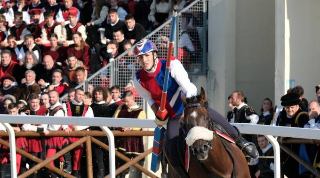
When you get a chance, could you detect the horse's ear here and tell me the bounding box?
[198,87,207,103]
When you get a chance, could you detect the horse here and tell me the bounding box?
[161,88,250,178]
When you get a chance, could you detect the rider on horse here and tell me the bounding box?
[132,39,259,176]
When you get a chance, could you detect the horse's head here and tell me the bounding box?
[183,87,213,161]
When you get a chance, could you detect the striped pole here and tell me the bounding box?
[151,11,178,172]
[156,11,178,120]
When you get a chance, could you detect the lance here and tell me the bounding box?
[151,10,178,172]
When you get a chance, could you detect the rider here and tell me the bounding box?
[133,39,259,176]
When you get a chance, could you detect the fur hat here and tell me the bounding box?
[281,93,300,106]
[2,94,16,103]
[68,7,79,17]
[1,75,15,83]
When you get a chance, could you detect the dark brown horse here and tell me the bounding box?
[162,88,250,178]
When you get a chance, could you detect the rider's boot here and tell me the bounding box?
[234,127,259,159]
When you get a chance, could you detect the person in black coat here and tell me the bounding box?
[123,14,146,44]
[255,135,274,178]
[258,98,274,125]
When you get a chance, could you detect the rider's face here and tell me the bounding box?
[137,52,156,71]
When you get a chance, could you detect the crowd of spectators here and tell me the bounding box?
[227,86,320,178]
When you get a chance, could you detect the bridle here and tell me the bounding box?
[184,102,214,131]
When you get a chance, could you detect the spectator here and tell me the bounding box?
[307,100,320,129]
[67,32,91,69]
[0,94,16,114]
[18,70,41,101]
[231,91,259,124]
[5,103,28,175]
[40,69,68,96]
[148,0,170,30]
[112,29,128,54]
[64,53,88,84]
[21,51,40,75]
[133,0,150,30]
[67,88,76,102]
[27,0,45,11]
[123,40,134,56]
[291,85,308,112]
[36,10,63,46]
[226,94,236,123]
[90,86,111,177]
[258,98,274,125]
[4,35,19,63]
[0,14,7,44]
[0,50,22,86]
[86,0,109,27]
[113,90,145,178]
[21,93,47,178]
[109,0,127,21]
[99,40,119,66]
[60,7,86,47]
[56,0,81,24]
[8,11,28,45]
[84,91,92,105]
[1,75,19,100]
[43,33,68,65]
[44,0,61,18]
[315,84,320,104]
[20,34,42,63]
[71,66,87,87]
[108,85,123,116]
[26,9,44,38]
[17,100,28,113]
[45,90,69,177]
[40,92,50,108]
[11,0,28,15]
[37,55,63,85]
[123,14,145,44]
[62,88,93,177]
[103,9,126,42]
[105,87,112,104]
[276,93,309,177]
[255,135,274,178]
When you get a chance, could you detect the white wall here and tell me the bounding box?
[235,0,275,112]
[286,0,320,103]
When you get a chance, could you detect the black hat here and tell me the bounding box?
[1,75,15,83]
[281,93,300,106]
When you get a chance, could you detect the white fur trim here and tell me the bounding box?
[185,126,213,146]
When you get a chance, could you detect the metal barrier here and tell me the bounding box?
[0,131,154,178]
[60,0,208,104]
[1,114,320,177]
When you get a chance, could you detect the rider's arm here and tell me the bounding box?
[170,59,197,98]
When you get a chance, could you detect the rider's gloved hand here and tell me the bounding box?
[155,115,169,127]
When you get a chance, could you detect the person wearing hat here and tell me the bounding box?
[276,92,309,177]
[1,75,19,99]
[27,8,45,38]
[60,6,86,47]
[0,49,22,86]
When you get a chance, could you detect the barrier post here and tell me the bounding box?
[265,135,280,178]
[86,136,93,178]
[2,123,17,178]
[101,126,115,178]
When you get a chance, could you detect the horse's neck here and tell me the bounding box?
[204,135,233,176]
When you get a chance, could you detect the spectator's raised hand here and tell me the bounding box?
[38,79,46,87]
[21,78,26,84]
